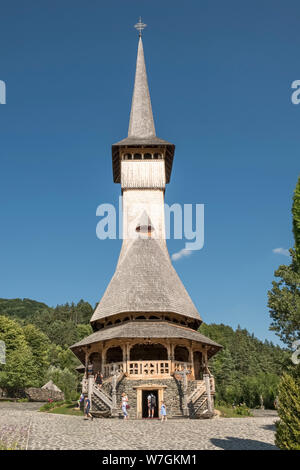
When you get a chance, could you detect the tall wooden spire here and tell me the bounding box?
[128,36,156,138]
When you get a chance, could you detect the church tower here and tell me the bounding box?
[71,20,222,419]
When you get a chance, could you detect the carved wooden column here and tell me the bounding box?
[190,341,195,380]
[170,342,175,374]
[88,375,93,411]
[84,348,88,379]
[203,346,209,374]
[204,373,213,414]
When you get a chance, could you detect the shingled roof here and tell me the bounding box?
[70,321,222,358]
[90,238,201,325]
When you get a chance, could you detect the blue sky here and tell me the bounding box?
[0,0,299,345]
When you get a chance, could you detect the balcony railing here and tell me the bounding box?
[102,360,196,379]
[173,361,192,372]
[103,362,124,377]
[127,360,171,377]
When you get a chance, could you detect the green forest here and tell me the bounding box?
[0,296,288,407]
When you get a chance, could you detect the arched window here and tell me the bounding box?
[115,319,121,324]
[144,153,152,159]
[124,153,132,160]
[106,346,123,363]
[136,315,146,320]
[154,153,162,159]
[174,346,189,363]
[193,351,203,380]
[149,316,159,320]
[123,317,130,322]
[134,153,142,160]
[89,352,102,374]
[130,343,168,361]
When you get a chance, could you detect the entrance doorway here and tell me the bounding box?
[193,351,203,380]
[142,389,159,418]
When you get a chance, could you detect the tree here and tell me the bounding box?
[0,316,40,392]
[268,250,300,346]
[268,177,300,346]
[275,373,300,450]
[268,177,300,449]
[0,345,39,391]
[45,366,78,400]
[292,176,300,269]
[23,324,50,375]
[199,322,286,407]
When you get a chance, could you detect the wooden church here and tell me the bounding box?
[70,20,222,419]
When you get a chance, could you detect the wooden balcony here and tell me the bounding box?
[102,360,193,379]
[128,360,171,377]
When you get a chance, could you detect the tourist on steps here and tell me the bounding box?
[95,371,103,389]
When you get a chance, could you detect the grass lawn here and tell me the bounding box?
[40,402,84,416]
[215,405,253,418]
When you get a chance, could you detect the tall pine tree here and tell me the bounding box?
[268,176,300,449]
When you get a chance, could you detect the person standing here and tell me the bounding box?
[121,392,129,420]
[95,371,103,389]
[76,392,84,410]
[147,393,152,418]
[160,401,167,422]
[84,397,93,420]
[148,393,156,418]
[87,361,93,377]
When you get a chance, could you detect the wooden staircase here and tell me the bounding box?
[187,379,214,419]
[91,372,124,418]
[91,384,112,417]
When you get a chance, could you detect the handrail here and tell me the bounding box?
[92,384,112,410]
[188,382,206,403]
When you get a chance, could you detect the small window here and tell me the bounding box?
[154,153,162,159]
[136,316,146,320]
[115,319,121,324]
[144,153,152,159]
[124,153,131,160]
[134,153,142,160]
[136,224,153,233]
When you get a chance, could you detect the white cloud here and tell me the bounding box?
[273,247,290,257]
[171,248,193,261]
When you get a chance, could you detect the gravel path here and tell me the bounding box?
[0,402,278,450]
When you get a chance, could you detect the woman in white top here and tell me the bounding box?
[121,392,129,420]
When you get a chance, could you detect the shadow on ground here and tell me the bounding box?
[211,437,278,450]
[261,423,277,432]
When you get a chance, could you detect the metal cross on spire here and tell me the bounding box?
[134,17,147,37]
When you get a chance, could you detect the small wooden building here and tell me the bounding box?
[70,26,222,419]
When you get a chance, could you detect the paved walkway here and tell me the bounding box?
[0,402,278,450]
